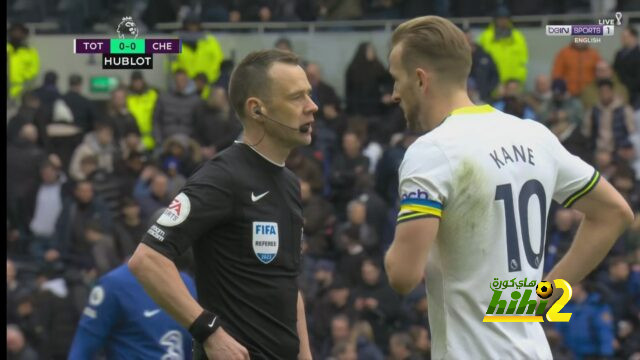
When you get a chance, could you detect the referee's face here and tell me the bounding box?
[264,63,318,147]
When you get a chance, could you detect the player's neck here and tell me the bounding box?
[424,90,475,130]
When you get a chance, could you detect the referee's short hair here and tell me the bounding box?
[228,49,300,120]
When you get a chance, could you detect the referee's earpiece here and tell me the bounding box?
[251,106,304,132]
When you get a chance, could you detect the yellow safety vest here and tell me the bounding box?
[172,35,224,83]
[126,88,158,150]
[7,43,40,99]
[478,23,529,84]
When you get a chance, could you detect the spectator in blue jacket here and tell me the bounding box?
[555,282,615,360]
[464,27,499,103]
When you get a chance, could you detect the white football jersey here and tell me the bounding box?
[397,104,599,360]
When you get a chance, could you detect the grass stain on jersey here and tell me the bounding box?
[440,158,491,268]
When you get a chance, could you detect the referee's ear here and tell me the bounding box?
[246,97,265,122]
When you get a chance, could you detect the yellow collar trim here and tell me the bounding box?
[450,104,495,115]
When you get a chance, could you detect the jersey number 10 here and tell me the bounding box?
[495,180,548,272]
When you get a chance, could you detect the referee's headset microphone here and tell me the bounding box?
[253,107,310,133]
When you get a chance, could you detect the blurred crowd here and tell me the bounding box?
[6,7,640,360]
[8,0,640,33]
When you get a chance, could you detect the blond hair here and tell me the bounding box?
[391,16,471,87]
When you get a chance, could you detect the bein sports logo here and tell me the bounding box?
[401,189,430,201]
[483,278,572,323]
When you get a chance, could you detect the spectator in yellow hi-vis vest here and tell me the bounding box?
[478,6,528,85]
[171,14,224,84]
[126,71,158,151]
[7,23,40,100]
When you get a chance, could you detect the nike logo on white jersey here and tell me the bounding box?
[208,317,217,327]
[143,309,161,318]
[251,191,269,202]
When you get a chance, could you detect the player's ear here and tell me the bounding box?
[416,68,428,93]
[416,68,427,90]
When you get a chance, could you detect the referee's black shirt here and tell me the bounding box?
[141,142,303,359]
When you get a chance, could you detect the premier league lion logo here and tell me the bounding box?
[117,16,139,39]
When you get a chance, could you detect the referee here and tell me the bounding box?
[129,49,318,360]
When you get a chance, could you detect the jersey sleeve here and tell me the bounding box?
[141,163,234,261]
[68,327,106,360]
[71,277,122,352]
[546,128,600,208]
[397,140,451,224]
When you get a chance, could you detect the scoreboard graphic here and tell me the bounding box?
[74,38,181,69]
[74,16,181,69]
